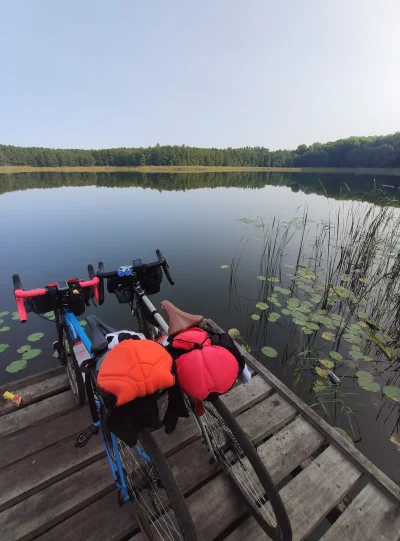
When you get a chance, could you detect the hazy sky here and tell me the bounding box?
[1,0,399,150]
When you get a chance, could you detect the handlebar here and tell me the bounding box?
[95,249,175,285]
[13,274,100,323]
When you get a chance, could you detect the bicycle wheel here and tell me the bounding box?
[61,329,86,406]
[201,398,292,541]
[118,428,198,541]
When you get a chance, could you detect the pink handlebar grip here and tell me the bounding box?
[15,296,28,323]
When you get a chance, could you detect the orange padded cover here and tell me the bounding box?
[97,340,175,406]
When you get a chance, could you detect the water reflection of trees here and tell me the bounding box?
[0,171,399,205]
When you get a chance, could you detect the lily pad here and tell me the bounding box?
[261,346,278,358]
[291,310,309,321]
[268,312,281,323]
[17,345,31,354]
[359,381,380,392]
[220,265,230,269]
[0,311,9,317]
[257,276,266,281]
[301,327,314,335]
[315,367,329,378]
[12,311,20,320]
[0,343,9,353]
[228,328,241,338]
[79,320,88,327]
[313,380,327,392]
[334,427,354,445]
[359,278,372,284]
[22,348,41,360]
[27,332,44,342]
[356,370,374,383]
[340,274,350,282]
[0,327,10,332]
[329,351,342,361]
[267,277,280,283]
[275,287,290,295]
[297,305,311,314]
[310,295,322,304]
[281,308,291,316]
[320,359,334,368]
[383,386,400,402]
[251,314,260,321]
[256,302,268,311]
[305,322,319,331]
[6,359,28,373]
[358,321,368,328]
[349,349,364,360]
[343,334,362,345]
[294,319,308,326]
[322,332,335,342]
[357,312,369,319]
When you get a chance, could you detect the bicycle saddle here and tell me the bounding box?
[160,300,203,335]
[86,315,118,353]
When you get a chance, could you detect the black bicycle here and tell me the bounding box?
[93,250,292,541]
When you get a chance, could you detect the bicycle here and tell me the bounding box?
[93,250,293,541]
[12,268,198,541]
[13,272,100,405]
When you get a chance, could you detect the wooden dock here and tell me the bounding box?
[1,319,400,541]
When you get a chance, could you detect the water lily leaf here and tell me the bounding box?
[390,433,400,451]
[261,346,278,358]
[334,428,354,445]
[349,349,364,360]
[228,328,241,338]
[301,327,314,335]
[257,276,266,281]
[291,310,309,321]
[297,305,311,314]
[340,274,350,282]
[330,313,344,322]
[6,359,28,373]
[303,285,314,294]
[313,380,327,392]
[320,359,334,368]
[366,320,380,330]
[22,348,41,360]
[359,380,380,392]
[356,370,374,382]
[0,311,9,317]
[284,264,294,268]
[386,347,400,359]
[357,312,369,319]
[329,351,342,361]
[305,322,319,331]
[27,332,44,342]
[220,265,230,269]
[256,302,268,310]
[268,312,281,323]
[362,355,374,362]
[375,332,390,344]
[310,295,322,304]
[294,319,308,326]
[281,308,291,316]
[315,367,329,378]
[251,314,260,321]
[12,311,20,320]
[322,332,335,342]
[359,278,372,284]
[267,277,279,283]
[270,299,282,307]
[343,334,362,345]
[275,287,290,295]
[79,320,88,327]
[358,321,368,328]
[0,343,9,353]
[287,298,300,307]
[383,386,400,402]
[0,327,10,332]
[17,345,31,354]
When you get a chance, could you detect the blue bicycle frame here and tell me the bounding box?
[63,309,152,502]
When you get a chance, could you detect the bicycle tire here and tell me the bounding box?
[61,329,86,406]
[118,428,198,541]
[202,398,292,541]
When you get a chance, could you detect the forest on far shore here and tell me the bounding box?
[1,132,400,169]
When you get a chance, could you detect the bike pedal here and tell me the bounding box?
[75,433,89,448]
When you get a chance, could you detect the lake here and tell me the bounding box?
[1,170,400,483]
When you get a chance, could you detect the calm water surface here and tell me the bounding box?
[1,171,399,482]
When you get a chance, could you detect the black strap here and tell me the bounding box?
[85,373,99,424]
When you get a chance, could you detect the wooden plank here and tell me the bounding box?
[224,445,362,541]
[320,484,400,541]
[35,490,139,541]
[221,374,273,414]
[0,457,114,541]
[0,391,77,438]
[0,435,104,511]
[0,366,64,394]
[0,373,69,416]
[207,319,400,503]
[237,392,297,443]
[0,407,92,469]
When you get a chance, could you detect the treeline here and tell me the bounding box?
[1,132,400,168]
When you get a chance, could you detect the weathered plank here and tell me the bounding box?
[0,372,69,416]
[320,483,400,541]
[221,374,273,414]
[224,445,362,541]
[0,457,113,541]
[0,406,92,469]
[206,319,400,503]
[0,366,64,394]
[237,392,297,443]
[35,490,139,541]
[0,435,104,511]
[0,391,77,438]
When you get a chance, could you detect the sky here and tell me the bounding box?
[1,0,399,150]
